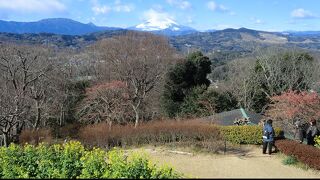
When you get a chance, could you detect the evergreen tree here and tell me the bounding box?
[161,51,212,117]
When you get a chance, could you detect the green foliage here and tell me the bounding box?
[315,135,320,148]
[80,148,108,178]
[251,90,269,113]
[179,85,208,117]
[0,144,26,178]
[161,51,212,118]
[179,86,238,117]
[282,155,298,165]
[187,51,212,86]
[219,125,282,144]
[60,141,85,178]
[35,143,63,178]
[0,141,181,179]
[200,89,238,113]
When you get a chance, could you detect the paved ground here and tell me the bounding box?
[128,145,320,178]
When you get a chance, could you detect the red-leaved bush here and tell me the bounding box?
[275,139,320,170]
[267,90,320,135]
[267,90,320,122]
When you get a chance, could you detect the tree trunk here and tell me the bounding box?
[2,133,8,147]
[134,112,139,128]
[34,100,41,130]
[59,106,64,127]
[108,121,112,131]
[133,107,139,128]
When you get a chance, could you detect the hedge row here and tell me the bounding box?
[79,120,224,152]
[219,125,283,144]
[275,139,320,170]
[0,141,180,179]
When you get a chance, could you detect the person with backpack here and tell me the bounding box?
[306,119,319,146]
[262,119,275,155]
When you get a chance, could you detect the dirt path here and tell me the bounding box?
[128,145,320,178]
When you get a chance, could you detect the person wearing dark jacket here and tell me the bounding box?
[306,120,319,146]
[294,118,305,144]
[262,119,275,155]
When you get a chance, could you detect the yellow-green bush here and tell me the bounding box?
[0,141,181,179]
[315,135,320,148]
[219,125,283,144]
[80,148,108,178]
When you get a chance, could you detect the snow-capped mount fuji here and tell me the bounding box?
[129,19,197,36]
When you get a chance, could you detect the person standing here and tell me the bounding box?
[262,119,275,155]
[294,118,305,144]
[306,120,319,146]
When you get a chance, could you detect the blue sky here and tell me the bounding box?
[0,0,320,31]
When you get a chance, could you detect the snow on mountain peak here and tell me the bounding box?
[172,27,180,31]
[135,9,179,31]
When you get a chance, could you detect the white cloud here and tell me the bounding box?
[91,0,134,15]
[92,5,111,15]
[0,0,66,13]
[207,1,228,12]
[229,11,236,16]
[207,1,217,11]
[114,4,134,12]
[255,19,262,24]
[152,4,164,11]
[291,8,317,19]
[250,17,264,24]
[212,24,240,30]
[166,0,191,10]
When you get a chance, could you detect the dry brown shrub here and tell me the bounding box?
[78,119,224,152]
[54,123,82,139]
[19,128,53,145]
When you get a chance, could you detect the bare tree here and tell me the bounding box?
[91,32,176,127]
[76,81,132,128]
[0,44,52,145]
[255,48,318,98]
[223,48,319,113]
[223,57,260,110]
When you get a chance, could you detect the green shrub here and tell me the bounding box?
[61,141,86,178]
[104,149,128,178]
[315,135,320,148]
[35,143,63,178]
[20,144,38,177]
[80,148,108,178]
[219,125,283,144]
[0,144,26,178]
[0,141,181,179]
[282,155,298,165]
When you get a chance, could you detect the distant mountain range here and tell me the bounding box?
[170,27,320,54]
[1,18,320,38]
[0,18,121,35]
[0,18,198,36]
[0,18,320,56]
